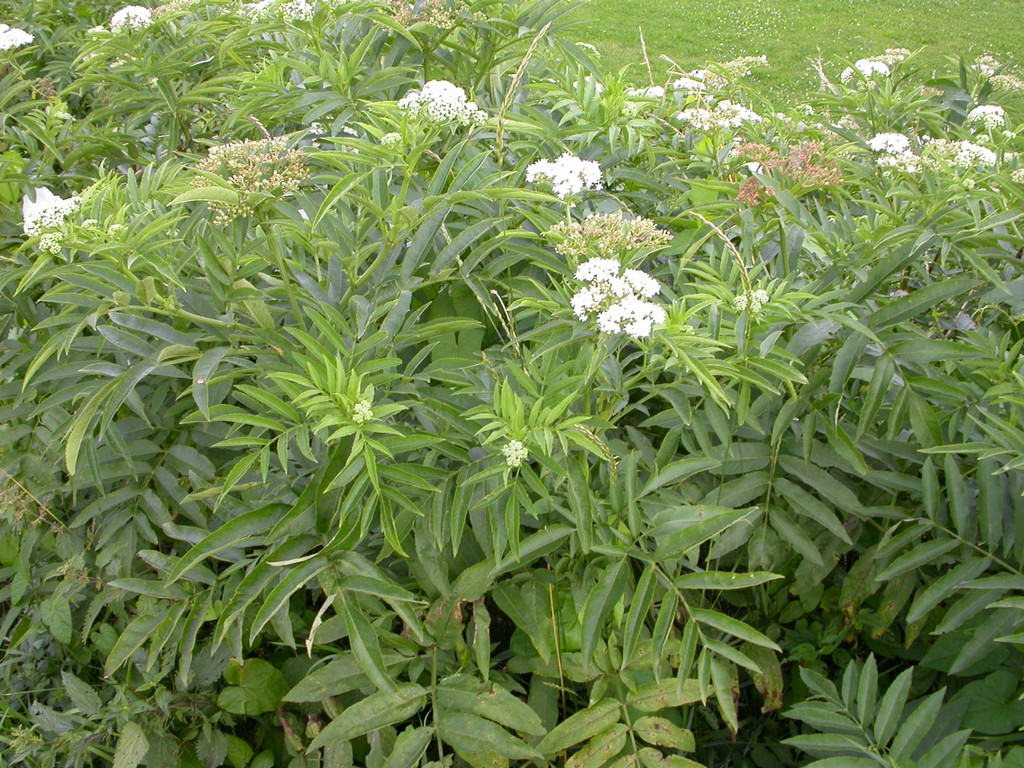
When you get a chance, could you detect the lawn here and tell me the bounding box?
[565,0,1024,98]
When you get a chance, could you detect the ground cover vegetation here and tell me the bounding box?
[566,0,1024,97]
[2,1,1024,767]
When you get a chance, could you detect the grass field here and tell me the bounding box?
[565,0,1024,98]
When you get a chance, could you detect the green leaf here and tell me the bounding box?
[41,595,72,645]
[654,508,757,560]
[61,671,101,715]
[112,723,149,768]
[581,560,627,667]
[307,684,428,752]
[383,727,435,768]
[565,725,629,768]
[341,594,396,693]
[536,699,621,755]
[168,503,284,584]
[627,679,707,712]
[632,717,695,751]
[438,712,541,761]
[641,458,721,496]
[873,667,913,746]
[171,186,241,205]
[438,676,546,736]
[675,571,782,590]
[876,537,958,581]
[217,659,288,715]
[866,279,980,330]
[690,608,780,651]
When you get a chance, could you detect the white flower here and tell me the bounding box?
[0,24,33,50]
[954,141,997,168]
[22,188,83,237]
[380,132,402,148]
[38,232,62,254]
[973,56,1001,76]
[677,100,761,131]
[841,59,890,82]
[351,399,373,424]
[501,440,528,468]
[280,0,314,19]
[735,289,770,314]
[877,152,922,173]
[397,80,487,126]
[867,133,911,154]
[595,295,666,338]
[526,153,602,199]
[575,42,599,56]
[110,5,153,30]
[672,73,707,93]
[571,259,665,338]
[967,105,1006,130]
[626,85,665,100]
[1012,168,1024,183]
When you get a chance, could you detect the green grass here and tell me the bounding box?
[565,0,1024,99]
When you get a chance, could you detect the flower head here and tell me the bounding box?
[867,133,911,154]
[0,24,33,50]
[397,80,486,126]
[501,440,528,468]
[571,258,665,339]
[526,153,602,199]
[735,289,770,314]
[967,104,1006,130]
[22,188,83,237]
[840,58,890,82]
[351,400,373,424]
[110,5,153,30]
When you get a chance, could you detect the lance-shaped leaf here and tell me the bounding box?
[536,699,621,755]
[438,712,541,761]
[307,684,427,752]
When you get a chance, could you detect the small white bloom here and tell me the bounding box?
[351,399,373,424]
[280,0,314,20]
[501,440,528,468]
[735,289,770,314]
[973,55,1001,77]
[526,153,602,199]
[677,99,761,131]
[626,85,665,100]
[0,24,33,50]
[575,257,621,283]
[110,5,153,30]
[867,132,911,154]
[398,80,487,126]
[38,232,62,254]
[954,140,997,168]
[595,295,666,338]
[575,42,599,56]
[1012,168,1024,183]
[672,74,707,93]
[380,132,402,148]
[22,188,83,237]
[967,104,1006,130]
[841,58,890,82]
[876,152,922,173]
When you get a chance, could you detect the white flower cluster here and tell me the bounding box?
[953,141,998,168]
[22,188,83,237]
[973,56,1001,77]
[245,0,314,19]
[110,5,153,30]
[876,152,922,173]
[575,42,599,57]
[38,233,63,254]
[672,73,708,93]
[0,23,33,50]
[735,289,770,314]
[1012,168,1024,184]
[840,59,891,83]
[526,153,602,199]
[967,105,1006,130]
[397,80,486,126]
[867,132,911,155]
[625,85,666,100]
[571,258,665,339]
[677,100,762,131]
[380,132,402,148]
[501,440,528,468]
[351,399,373,424]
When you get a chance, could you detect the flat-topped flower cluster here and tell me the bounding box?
[570,258,665,339]
[397,80,487,126]
[526,153,602,199]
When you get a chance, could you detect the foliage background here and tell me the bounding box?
[2,1,1024,768]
